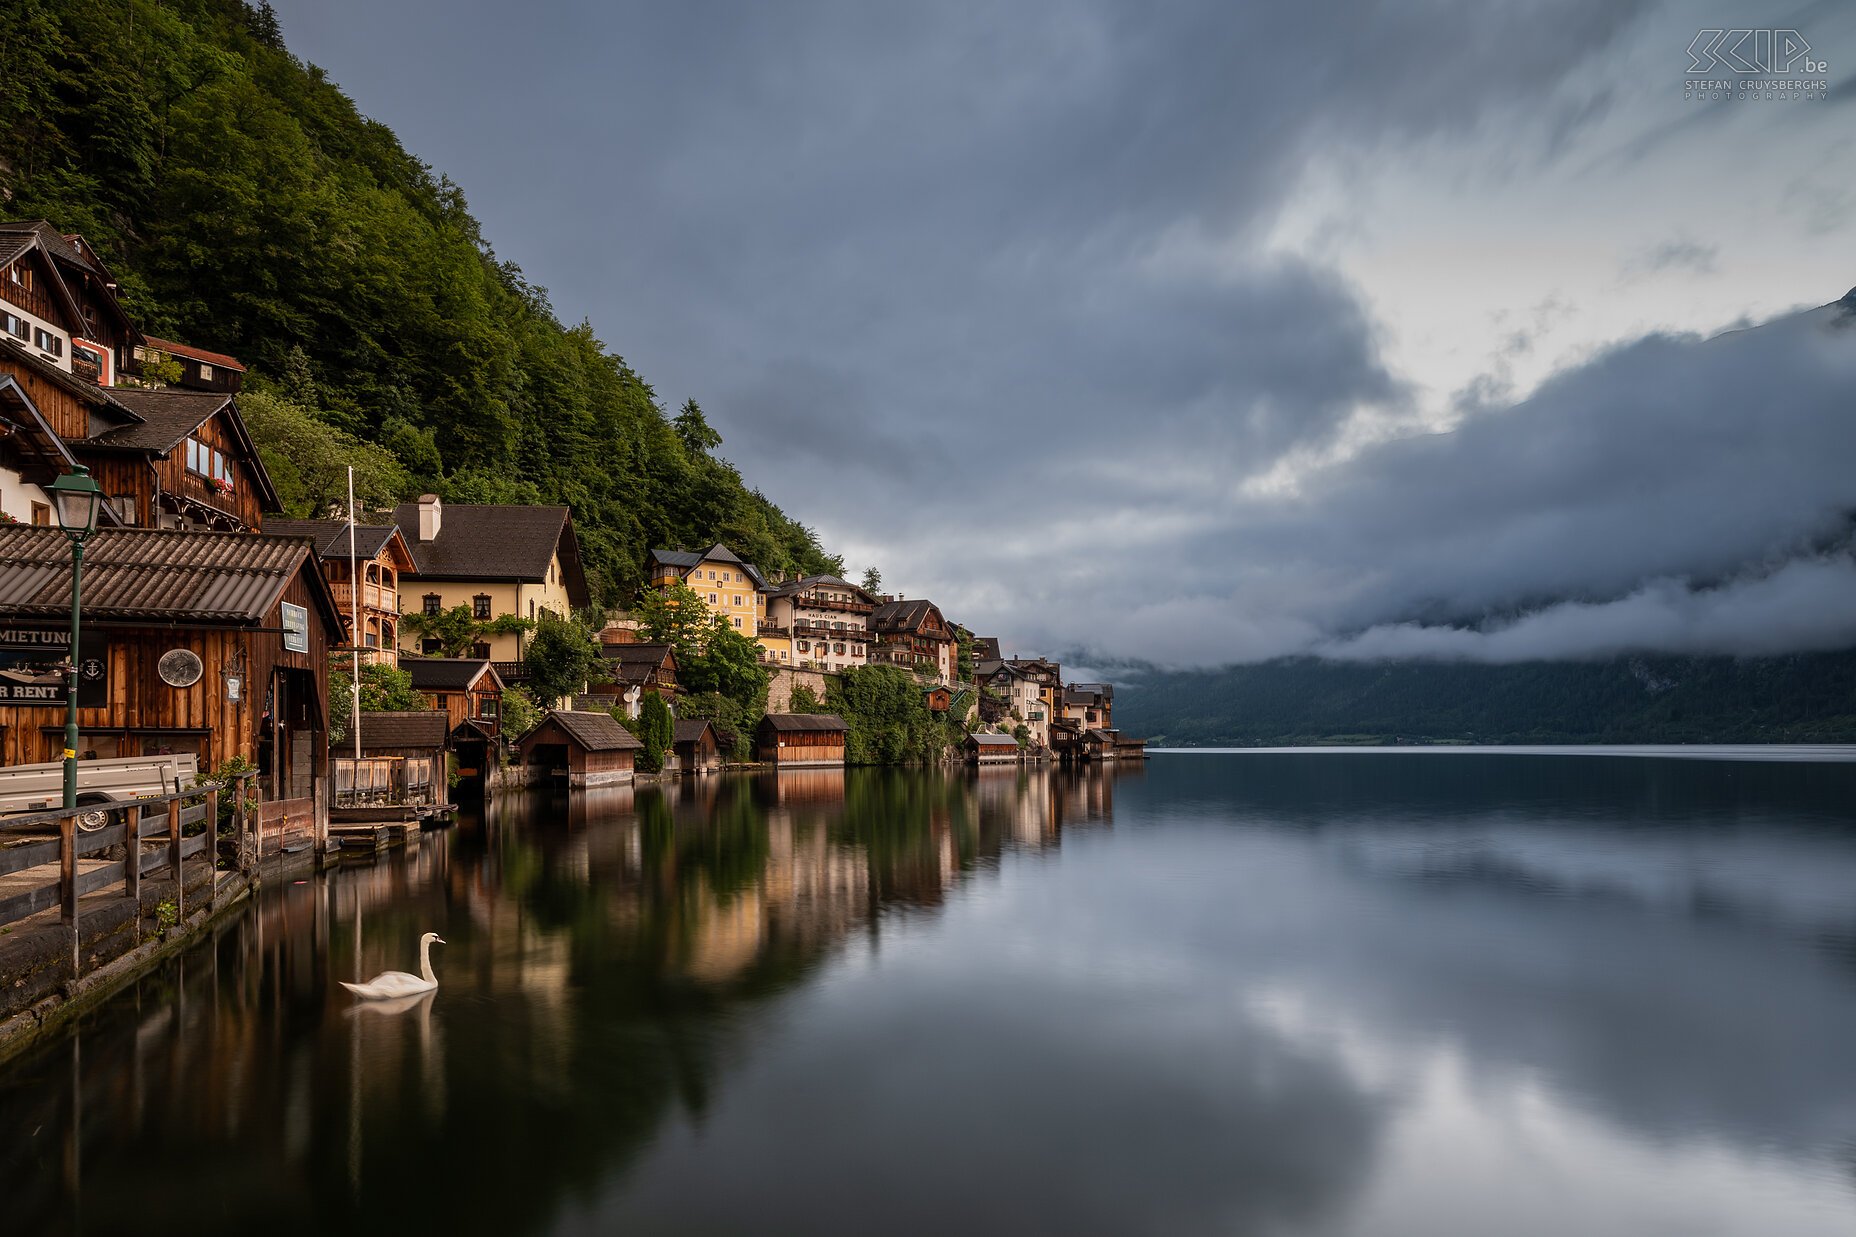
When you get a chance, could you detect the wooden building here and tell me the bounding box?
[337,710,449,809]
[755,713,849,767]
[0,526,342,844]
[589,641,680,702]
[868,598,957,685]
[269,519,415,666]
[402,657,504,735]
[673,718,722,775]
[136,335,245,393]
[516,710,643,787]
[966,733,1022,764]
[0,221,138,388]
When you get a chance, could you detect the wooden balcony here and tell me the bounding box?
[791,593,874,614]
[0,279,57,322]
[329,580,399,615]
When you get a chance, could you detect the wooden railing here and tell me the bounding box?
[329,581,399,614]
[332,755,436,807]
[0,772,259,962]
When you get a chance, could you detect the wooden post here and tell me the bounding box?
[206,786,220,910]
[167,797,183,921]
[60,811,79,979]
[124,801,141,908]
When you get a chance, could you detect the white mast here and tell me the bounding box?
[349,465,361,761]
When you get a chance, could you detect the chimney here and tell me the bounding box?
[417,493,442,542]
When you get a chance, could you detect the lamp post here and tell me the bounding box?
[49,466,103,812]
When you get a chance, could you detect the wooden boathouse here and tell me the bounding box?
[516,709,643,787]
[755,713,848,767]
[966,733,1021,764]
[672,718,722,774]
[0,526,343,847]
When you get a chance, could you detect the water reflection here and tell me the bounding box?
[0,754,1852,1237]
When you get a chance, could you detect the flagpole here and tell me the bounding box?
[349,466,361,761]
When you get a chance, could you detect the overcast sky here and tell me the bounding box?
[272,0,1856,667]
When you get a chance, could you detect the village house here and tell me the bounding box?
[586,640,680,712]
[649,543,768,641]
[1062,682,1114,731]
[869,598,957,685]
[979,660,1050,749]
[266,519,416,667]
[393,495,589,664]
[755,713,849,767]
[0,221,137,390]
[134,336,245,393]
[765,574,875,672]
[516,709,643,787]
[402,657,505,735]
[0,526,343,845]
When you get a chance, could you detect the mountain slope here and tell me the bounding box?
[0,0,839,602]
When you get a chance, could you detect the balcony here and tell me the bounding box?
[792,593,875,615]
[329,580,399,614]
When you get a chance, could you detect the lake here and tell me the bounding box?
[4,750,1856,1236]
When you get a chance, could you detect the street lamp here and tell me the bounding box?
[48,466,103,812]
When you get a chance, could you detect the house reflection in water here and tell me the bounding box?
[0,764,1144,1233]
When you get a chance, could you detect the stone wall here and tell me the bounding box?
[766,666,834,713]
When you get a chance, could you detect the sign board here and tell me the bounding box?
[0,627,108,707]
[281,602,309,654]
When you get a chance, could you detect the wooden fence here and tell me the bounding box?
[331,756,437,807]
[0,773,260,969]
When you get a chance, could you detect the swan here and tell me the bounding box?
[342,932,445,1000]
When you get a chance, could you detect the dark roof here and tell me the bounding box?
[972,636,1002,661]
[765,574,876,603]
[537,709,643,752]
[1065,683,1114,705]
[969,733,1021,746]
[265,519,405,562]
[401,657,500,692]
[0,221,100,275]
[140,336,246,372]
[357,711,449,751]
[393,500,589,603]
[650,543,770,590]
[672,719,715,744]
[602,642,675,668]
[870,598,947,636]
[0,527,338,626]
[0,337,141,417]
[89,388,232,451]
[759,713,848,732]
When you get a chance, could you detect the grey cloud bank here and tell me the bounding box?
[269,0,1852,667]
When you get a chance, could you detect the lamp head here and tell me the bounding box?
[48,466,103,541]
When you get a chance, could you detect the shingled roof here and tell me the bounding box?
[357,711,450,752]
[401,657,501,692]
[88,388,231,451]
[141,336,245,373]
[539,709,643,752]
[266,519,406,562]
[759,713,848,732]
[0,527,339,627]
[392,500,589,604]
[650,543,770,590]
[672,719,716,744]
[870,598,947,636]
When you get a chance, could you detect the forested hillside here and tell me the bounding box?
[1114,652,1856,746]
[0,0,839,603]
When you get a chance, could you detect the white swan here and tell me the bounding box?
[342,932,445,1000]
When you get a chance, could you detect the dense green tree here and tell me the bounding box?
[501,686,542,739]
[524,614,601,706]
[861,567,882,594]
[399,604,531,658]
[827,665,963,765]
[638,692,673,773]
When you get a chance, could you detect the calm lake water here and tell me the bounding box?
[5,750,1856,1236]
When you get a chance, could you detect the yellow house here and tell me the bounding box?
[395,495,589,662]
[649,543,769,644]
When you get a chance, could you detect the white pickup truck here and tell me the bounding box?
[0,753,199,832]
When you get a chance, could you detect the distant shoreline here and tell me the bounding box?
[1148,743,1856,762]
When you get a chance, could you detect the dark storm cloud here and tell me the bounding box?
[267,0,1856,667]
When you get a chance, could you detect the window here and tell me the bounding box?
[473,594,492,620]
[199,363,214,381]
[732,616,742,628]
[186,439,199,472]
[708,593,718,605]
[31,502,51,527]
[471,641,491,660]
[1,312,25,340]
[421,638,442,655]
[477,694,499,720]
[797,641,809,652]
[32,328,62,358]
[423,594,442,616]
[834,643,845,655]
[733,595,742,607]
[529,600,536,619]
